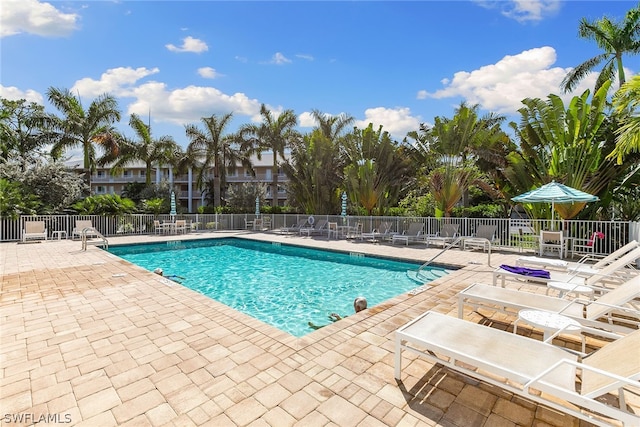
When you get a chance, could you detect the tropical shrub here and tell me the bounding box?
[141,198,167,217]
[72,194,137,215]
[0,161,87,214]
[226,182,266,213]
[452,203,503,218]
[0,178,40,218]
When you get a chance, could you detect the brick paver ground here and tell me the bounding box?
[1,230,634,426]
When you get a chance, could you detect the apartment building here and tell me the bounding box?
[85,153,289,212]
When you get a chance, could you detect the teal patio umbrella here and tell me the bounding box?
[170,191,177,217]
[512,181,598,223]
[341,192,347,223]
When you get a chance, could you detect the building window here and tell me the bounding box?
[244,169,253,177]
[139,170,145,177]
[123,170,131,177]
[96,186,105,194]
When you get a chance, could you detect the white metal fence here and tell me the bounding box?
[2,214,637,256]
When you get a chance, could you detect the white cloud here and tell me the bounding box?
[418,46,597,115]
[270,52,291,65]
[474,0,561,23]
[198,67,220,79]
[1,0,79,37]
[298,111,315,128]
[0,85,44,104]
[298,111,344,128]
[355,107,421,141]
[126,82,262,126]
[71,67,160,98]
[295,54,314,61]
[301,108,420,140]
[62,66,261,130]
[503,0,561,23]
[165,36,208,53]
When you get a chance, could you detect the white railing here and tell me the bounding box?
[1,214,637,256]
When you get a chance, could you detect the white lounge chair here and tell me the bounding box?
[299,219,328,237]
[458,276,640,334]
[72,220,99,240]
[392,223,424,246]
[516,240,640,273]
[425,223,460,248]
[22,221,47,242]
[493,246,640,291]
[462,224,497,252]
[361,222,395,242]
[280,220,308,235]
[395,310,640,426]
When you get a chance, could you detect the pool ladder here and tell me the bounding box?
[81,228,109,251]
[409,237,462,282]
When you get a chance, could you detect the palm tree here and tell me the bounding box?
[561,4,640,93]
[282,129,344,214]
[102,113,181,186]
[342,124,411,215]
[610,74,640,164]
[310,109,354,140]
[47,87,121,181]
[185,113,249,207]
[506,83,613,219]
[428,167,473,218]
[239,104,300,207]
[0,98,58,170]
[417,102,506,214]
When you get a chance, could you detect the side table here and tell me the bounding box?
[546,281,595,299]
[52,230,67,240]
[515,309,584,352]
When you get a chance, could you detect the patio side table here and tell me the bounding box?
[52,230,67,240]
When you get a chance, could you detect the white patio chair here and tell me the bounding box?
[23,221,47,242]
[462,224,497,252]
[72,220,98,240]
[175,219,187,234]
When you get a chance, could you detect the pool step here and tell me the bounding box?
[406,268,452,284]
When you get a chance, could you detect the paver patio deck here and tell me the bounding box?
[1,231,635,426]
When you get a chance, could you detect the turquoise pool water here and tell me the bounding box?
[108,238,450,337]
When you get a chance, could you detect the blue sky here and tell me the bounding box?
[2,0,639,157]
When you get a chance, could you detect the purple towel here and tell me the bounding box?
[499,264,551,279]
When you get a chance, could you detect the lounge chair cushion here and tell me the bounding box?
[499,264,551,279]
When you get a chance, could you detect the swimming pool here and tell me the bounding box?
[108,238,451,337]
